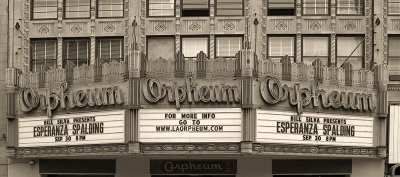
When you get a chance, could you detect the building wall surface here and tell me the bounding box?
[0,0,8,177]
[3,0,399,176]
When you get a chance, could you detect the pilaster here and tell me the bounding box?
[240,49,256,153]
[6,68,19,147]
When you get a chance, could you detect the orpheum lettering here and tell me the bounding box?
[18,82,124,117]
[164,161,223,173]
[143,77,240,108]
[260,77,375,113]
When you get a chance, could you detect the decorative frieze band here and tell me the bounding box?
[10,144,128,157]
[253,143,384,158]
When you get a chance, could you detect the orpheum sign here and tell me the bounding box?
[150,160,237,175]
[142,77,240,108]
[260,77,376,113]
[18,82,125,117]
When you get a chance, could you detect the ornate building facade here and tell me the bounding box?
[3,0,400,176]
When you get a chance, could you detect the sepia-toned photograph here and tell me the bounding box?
[0,0,399,177]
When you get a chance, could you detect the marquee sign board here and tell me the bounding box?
[256,110,374,147]
[18,110,125,147]
[139,108,242,142]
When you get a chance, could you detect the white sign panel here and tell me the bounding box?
[139,108,242,142]
[256,110,374,147]
[18,110,125,147]
[390,105,400,163]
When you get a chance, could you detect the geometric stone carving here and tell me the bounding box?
[309,20,322,30]
[71,24,83,33]
[183,20,206,32]
[344,21,357,30]
[155,22,167,31]
[189,22,201,31]
[393,19,400,31]
[104,22,116,32]
[223,21,236,31]
[37,24,50,34]
[276,20,289,31]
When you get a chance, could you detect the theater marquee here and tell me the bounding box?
[18,110,125,147]
[256,110,374,147]
[139,108,242,142]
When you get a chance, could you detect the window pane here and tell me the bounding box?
[337,36,363,69]
[389,36,400,73]
[268,37,294,57]
[33,0,58,19]
[268,0,295,15]
[98,0,124,17]
[303,37,328,57]
[389,0,400,15]
[148,0,175,16]
[269,0,295,8]
[337,0,363,15]
[32,39,57,71]
[64,39,90,66]
[148,37,175,60]
[337,37,363,57]
[389,37,400,57]
[183,0,208,9]
[216,0,243,16]
[65,0,91,18]
[216,37,242,57]
[96,38,124,61]
[182,0,209,16]
[182,38,208,57]
[303,0,329,15]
